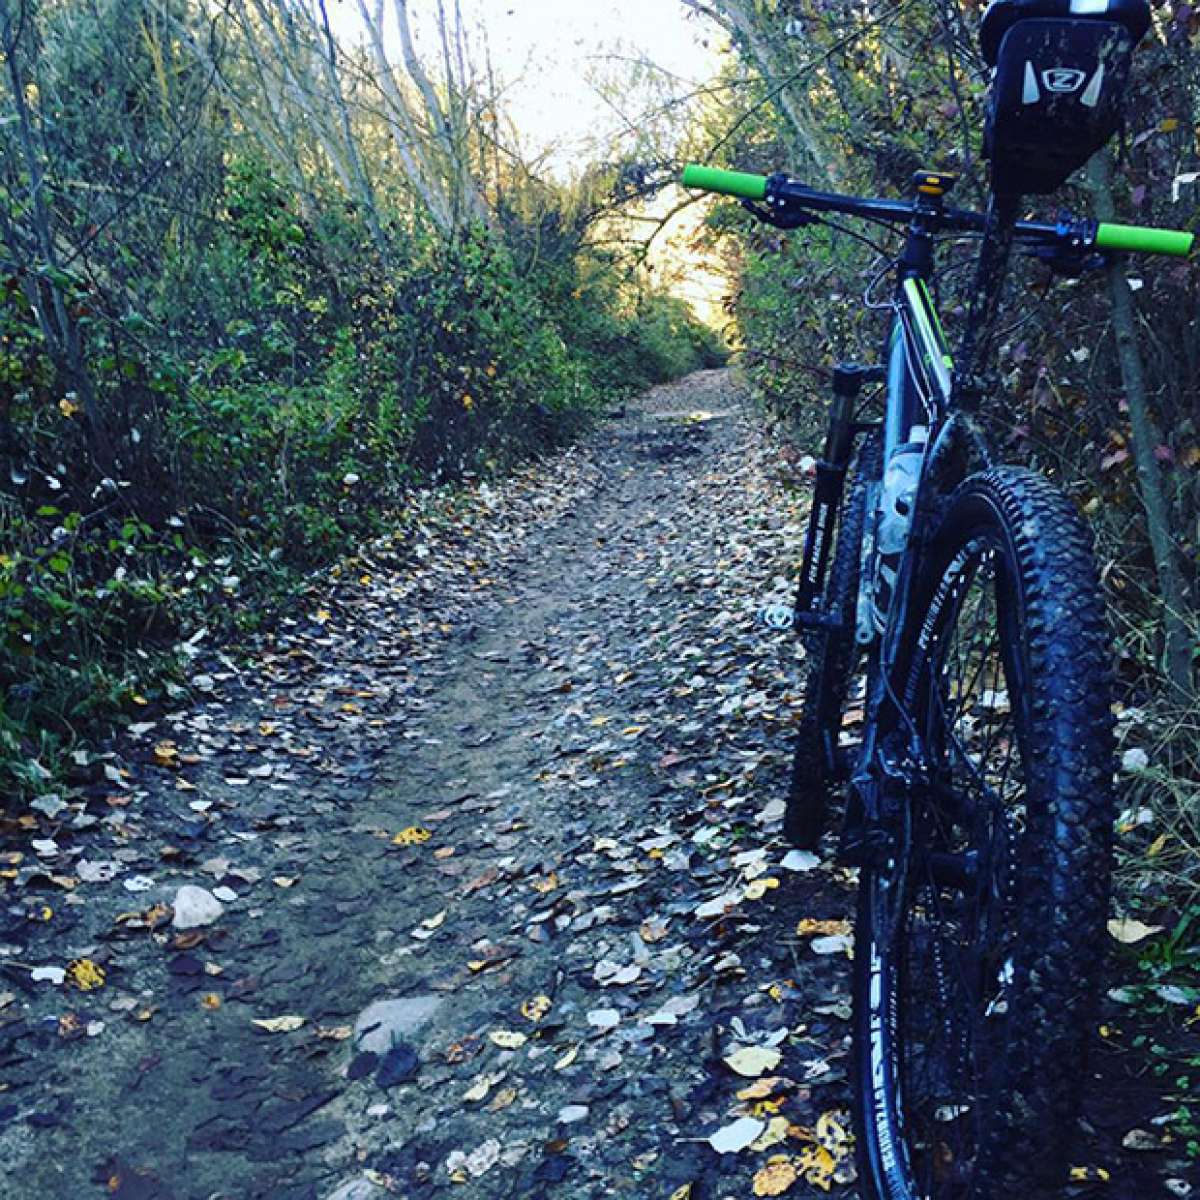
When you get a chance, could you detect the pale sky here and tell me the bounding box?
[329,0,722,174]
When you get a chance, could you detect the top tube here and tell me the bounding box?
[680,164,1194,257]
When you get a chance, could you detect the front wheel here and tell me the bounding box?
[854,468,1114,1199]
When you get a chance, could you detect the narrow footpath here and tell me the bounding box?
[0,371,1178,1199]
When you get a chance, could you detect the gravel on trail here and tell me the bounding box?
[3,369,1179,1199]
[1,370,860,1199]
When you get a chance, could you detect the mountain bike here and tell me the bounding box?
[682,2,1192,1195]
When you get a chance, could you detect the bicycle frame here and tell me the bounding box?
[682,158,1192,861]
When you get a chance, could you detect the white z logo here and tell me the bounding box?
[1042,66,1087,92]
[1022,62,1105,107]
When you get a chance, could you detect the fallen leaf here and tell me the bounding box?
[392,826,432,846]
[1122,1128,1161,1151]
[725,1045,783,1078]
[251,1014,305,1033]
[521,994,552,1022]
[488,1029,527,1049]
[153,741,179,767]
[753,1156,798,1196]
[707,1116,765,1154]
[555,1044,579,1070]
[751,1115,792,1150]
[743,877,780,901]
[796,918,852,938]
[462,1073,500,1102]
[66,958,105,991]
[796,1143,837,1190]
[737,1076,788,1101]
[1107,917,1164,944]
[1069,1166,1111,1183]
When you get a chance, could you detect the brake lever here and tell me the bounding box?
[741,198,817,231]
[1022,243,1110,278]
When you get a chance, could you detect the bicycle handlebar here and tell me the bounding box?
[680,164,767,200]
[681,163,1195,258]
[1094,222,1193,257]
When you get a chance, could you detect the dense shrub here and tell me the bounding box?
[0,137,716,801]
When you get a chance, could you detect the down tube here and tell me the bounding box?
[898,276,953,422]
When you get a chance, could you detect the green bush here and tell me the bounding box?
[0,152,717,801]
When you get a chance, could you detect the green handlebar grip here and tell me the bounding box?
[681,164,768,200]
[1096,222,1194,257]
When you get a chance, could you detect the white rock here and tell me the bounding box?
[354,995,443,1054]
[171,884,225,929]
[586,1007,621,1031]
[324,1178,386,1200]
[707,1116,765,1154]
[1121,747,1150,772]
[781,849,821,873]
[30,795,67,819]
[557,1104,589,1124]
[77,860,119,884]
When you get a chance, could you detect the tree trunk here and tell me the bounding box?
[1087,151,1194,699]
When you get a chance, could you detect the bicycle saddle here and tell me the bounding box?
[979,0,1151,65]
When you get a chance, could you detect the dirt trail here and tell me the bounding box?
[3,368,1193,1200]
[2,370,867,1199]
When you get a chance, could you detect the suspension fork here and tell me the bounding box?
[793,362,884,631]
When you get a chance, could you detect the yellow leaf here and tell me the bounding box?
[392,826,432,846]
[1160,117,1181,133]
[1069,1166,1111,1183]
[273,876,299,888]
[521,994,552,1022]
[1146,833,1169,857]
[555,1044,579,1070]
[153,741,179,767]
[795,918,852,938]
[59,398,79,418]
[66,958,105,991]
[736,1076,785,1101]
[667,1187,692,1200]
[251,1014,305,1033]
[201,992,222,1010]
[815,1110,853,1153]
[531,871,559,893]
[751,1115,792,1150]
[316,1025,353,1040]
[1180,445,1200,469]
[725,1045,783,1077]
[462,1074,496,1102]
[488,1029,527,1049]
[752,1156,798,1196]
[744,877,780,901]
[796,1144,837,1190]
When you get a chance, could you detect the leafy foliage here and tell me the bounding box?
[0,2,718,801]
